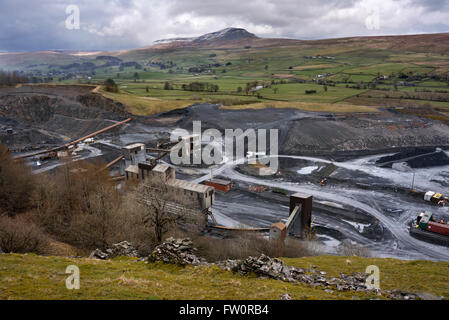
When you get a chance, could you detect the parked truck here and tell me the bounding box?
[410,212,449,246]
[423,191,447,206]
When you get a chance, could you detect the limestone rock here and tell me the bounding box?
[89,249,109,260]
[149,238,207,266]
[89,241,139,260]
[281,294,292,300]
[144,238,420,300]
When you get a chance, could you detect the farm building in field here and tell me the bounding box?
[205,178,233,192]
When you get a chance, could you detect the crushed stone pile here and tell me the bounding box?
[149,238,421,300]
[89,241,139,260]
[148,237,208,266]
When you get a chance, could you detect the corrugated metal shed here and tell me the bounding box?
[167,179,213,194]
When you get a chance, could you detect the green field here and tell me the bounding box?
[3,34,449,116]
[92,45,449,115]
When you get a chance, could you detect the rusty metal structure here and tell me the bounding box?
[269,193,313,240]
[286,193,313,238]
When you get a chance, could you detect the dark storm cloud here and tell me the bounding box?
[0,0,448,51]
[0,0,139,51]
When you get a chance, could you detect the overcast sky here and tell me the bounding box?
[1,0,448,52]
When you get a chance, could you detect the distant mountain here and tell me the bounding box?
[154,28,257,45]
[194,28,257,42]
[2,31,449,70]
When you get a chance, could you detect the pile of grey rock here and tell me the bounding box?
[89,241,139,260]
[218,254,301,282]
[149,237,207,266]
[218,254,419,299]
[219,254,368,290]
[148,238,420,300]
[386,290,420,300]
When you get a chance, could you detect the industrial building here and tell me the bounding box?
[125,159,215,213]
[122,143,146,176]
[121,140,311,241]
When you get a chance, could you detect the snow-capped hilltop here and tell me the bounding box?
[193,28,257,42]
[153,28,257,45]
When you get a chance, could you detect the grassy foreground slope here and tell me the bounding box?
[0,254,447,300]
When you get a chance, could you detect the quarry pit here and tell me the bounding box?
[2,85,449,261]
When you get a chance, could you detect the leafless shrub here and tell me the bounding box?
[0,143,35,215]
[112,192,158,256]
[190,233,310,262]
[336,241,371,258]
[133,177,203,244]
[0,216,49,254]
[33,161,121,250]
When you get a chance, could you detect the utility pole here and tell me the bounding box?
[411,171,415,191]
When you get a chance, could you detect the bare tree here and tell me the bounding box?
[134,177,203,243]
[0,143,35,215]
[33,160,121,250]
[0,216,48,254]
[69,181,119,250]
